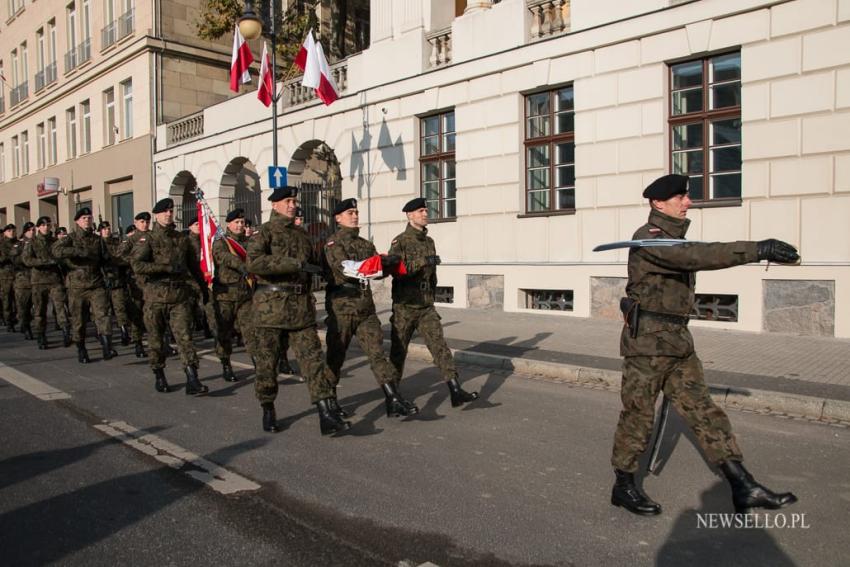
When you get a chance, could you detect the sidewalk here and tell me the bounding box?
[317,298,850,422]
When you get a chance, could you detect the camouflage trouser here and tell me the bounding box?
[390,304,457,382]
[326,311,395,387]
[14,285,32,329]
[0,278,15,323]
[32,284,69,334]
[143,301,198,371]
[110,286,145,340]
[254,325,334,405]
[611,354,743,473]
[69,287,112,343]
[212,299,255,360]
[128,283,145,342]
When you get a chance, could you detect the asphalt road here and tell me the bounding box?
[1,328,847,567]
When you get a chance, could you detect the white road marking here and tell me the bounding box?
[93,420,260,495]
[202,354,254,370]
[0,361,72,400]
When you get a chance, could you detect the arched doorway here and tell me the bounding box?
[288,140,342,247]
[169,170,198,230]
[220,157,262,226]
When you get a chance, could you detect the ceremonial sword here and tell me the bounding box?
[592,238,697,252]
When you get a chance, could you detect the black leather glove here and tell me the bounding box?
[756,239,799,264]
[300,262,323,275]
[424,255,442,266]
[381,254,401,270]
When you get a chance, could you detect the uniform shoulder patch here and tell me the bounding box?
[325,240,334,247]
[648,228,661,234]
[391,239,398,245]
[138,237,146,242]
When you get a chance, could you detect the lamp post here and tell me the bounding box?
[238,0,279,168]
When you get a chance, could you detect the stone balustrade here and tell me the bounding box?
[426,27,453,68]
[166,111,204,146]
[527,0,570,40]
[283,59,349,107]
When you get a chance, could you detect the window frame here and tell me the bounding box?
[21,130,29,174]
[48,117,58,165]
[80,99,91,153]
[37,122,45,169]
[668,50,742,207]
[521,85,576,217]
[67,106,77,159]
[120,78,132,139]
[418,109,456,222]
[104,87,116,145]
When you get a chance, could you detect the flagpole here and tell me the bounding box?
[270,0,278,169]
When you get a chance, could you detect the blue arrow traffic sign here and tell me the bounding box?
[268,166,288,189]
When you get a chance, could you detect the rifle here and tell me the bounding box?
[647,396,671,475]
[96,206,113,290]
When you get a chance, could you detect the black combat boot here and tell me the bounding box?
[221,360,238,382]
[316,398,351,436]
[611,469,662,516]
[447,377,479,407]
[134,341,147,358]
[262,402,279,433]
[7,321,16,333]
[327,388,351,419]
[62,326,72,348]
[37,333,48,350]
[154,369,170,393]
[77,344,91,364]
[383,382,420,417]
[120,325,131,346]
[100,335,117,360]
[202,318,213,339]
[22,324,34,340]
[278,356,294,375]
[184,366,209,396]
[719,460,798,514]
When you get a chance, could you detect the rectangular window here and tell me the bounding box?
[120,79,132,138]
[82,0,91,39]
[669,52,741,202]
[11,49,18,86]
[111,192,134,235]
[81,100,91,153]
[48,117,58,165]
[67,107,77,158]
[37,122,46,169]
[37,29,45,72]
[12,136,19,178]
[524,85,575,213]
[523,288,575,311]
[104,87,115,145]
[691,293,738,322]
[21,42,28,82]
[419,110,456,220]
[49,20,58,64]
[21,131,29,174]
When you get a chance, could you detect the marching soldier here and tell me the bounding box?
[187,217,213,339]
[52,208,116,363]
[126,213,152,358]
[210,208,254,382]
[99,221,140,346]
[131,198,208,395]
[12,223,35,339]
[322,198,418,418]
[22,217,70,349]
[246,186,349,435]
[0,224,17,331]
[610,174,799,516]
[388,197,479,408]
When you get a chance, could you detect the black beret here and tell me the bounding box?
[268,186,298,202]
[643,174,689,201]
[134,211,151,221]
[97,221,111,231]
[244,219,253,227]
[3,223,15,231]
[21,222,34,232]
[333,198,357,216]
[295,207,304,218]
[226,208,245,222]
[152,198,174,214]
[74,207,92,221]
[36,216,52,227]
[55,227,68,235]
[188,217,198,227]
[125,225,136,235]
[402,197,427,213]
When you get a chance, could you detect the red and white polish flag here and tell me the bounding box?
[257,41,273,107]
[197,201,218,285]
[295,29,339,105]
[230,24,254,93]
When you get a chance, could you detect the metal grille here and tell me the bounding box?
[524,288,574,311]
[173,192,198,230]
[435,286,454,304]
[691,293,738,322]
[295,181,341,291]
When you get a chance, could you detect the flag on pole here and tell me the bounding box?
[197,200,218,285]
[257,41,273,107]
[295,29,339,105]
[230,24,254,92]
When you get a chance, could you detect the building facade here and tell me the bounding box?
[153,0,850,337]
[0,0,233,231]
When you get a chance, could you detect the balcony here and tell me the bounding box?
[426,27,452,68]
[118,9,134,40]
[527,0,570,40]
[35,69,46,92]
[166,111,204,146]
[65,48,78,73]
[45,62,58,86]
[77,38,92,65]
[102,21,117,50]
[283,59,348,107]
[9,82,28,106]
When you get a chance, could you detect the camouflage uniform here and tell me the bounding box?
[125,231,148,343]
[131,221,203,371]
[102,235,142,336]
[0,236,16,326]
[22,232,69,334]
[246,210,334,405]
[52,226,113,344]
[611,209,759,473]
[11,238,33,332]
[387,224,457,382]
[210,230,255,361]
[322,226,395,386]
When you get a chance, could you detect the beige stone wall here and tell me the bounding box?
[160,0,231,51]
[160,55,231,123]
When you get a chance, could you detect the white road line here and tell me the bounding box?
[93,420,260,495]
[201,354,254,370]
[0,361,72,400]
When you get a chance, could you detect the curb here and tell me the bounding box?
[316,330,850,424]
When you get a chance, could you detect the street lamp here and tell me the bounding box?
[239,0,280,168]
